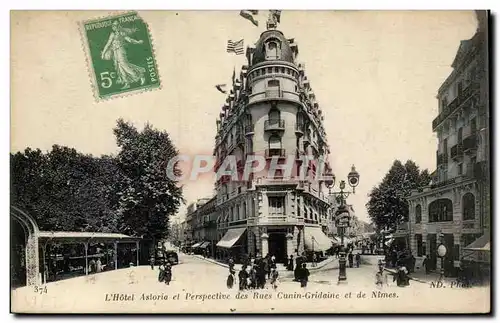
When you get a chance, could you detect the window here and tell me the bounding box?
[428,199,453,222]
[280,67,285,73]
[458,163,463,176]
[471,118,477,134]
[416,234,423,257]
[441,97,448,112]
[268,67,273,74]
[268,107,280,122]
[415,205,422,223]
[269,196,284,216]
[268,79,280,88]
[242,202,246,219]
[458,127,463,143]
[462,193,475,220]
[265,40,280,60]
[274,67,279,73]
[269,135,282,150]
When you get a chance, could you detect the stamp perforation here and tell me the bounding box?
[78,11,162,102]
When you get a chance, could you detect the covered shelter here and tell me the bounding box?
[10,206,141,287]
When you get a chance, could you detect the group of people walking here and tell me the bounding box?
[226,253,280,291]
[285,253,311,288]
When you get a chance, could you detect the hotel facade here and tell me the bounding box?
[210,23,336,262]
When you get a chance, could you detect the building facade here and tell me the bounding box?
[408,11,489,276]
[213,22,334,262]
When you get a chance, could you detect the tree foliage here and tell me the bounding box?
[113,119,184,240]
[10,119,184,239]
[366,160,431,232]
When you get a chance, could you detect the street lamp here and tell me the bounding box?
[324,165,360,284]
[437,242,447,282]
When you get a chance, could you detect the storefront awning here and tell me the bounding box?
[304,227,334,251]
[216,228,246,249]
[464,233,490,251]
[200,241,210,249]
[191,242,202,248]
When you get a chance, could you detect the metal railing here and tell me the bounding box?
[265,148,286,158]
[265,89,283,98]
[264,119,285,132]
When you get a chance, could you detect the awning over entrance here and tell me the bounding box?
[200,242,210,249]
[304,227,333,251]
[464,233,490,251]
[216,228,246,249]
[191,242,202,248]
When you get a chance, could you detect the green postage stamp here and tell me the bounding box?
[81,12,161,100]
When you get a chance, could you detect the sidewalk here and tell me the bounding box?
[191,254,336,277]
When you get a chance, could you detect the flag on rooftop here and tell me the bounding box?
[240,10,259,27]
[227,39,244,55]
[215,84,227,94]
[270,10,282,23]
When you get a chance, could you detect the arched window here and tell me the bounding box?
[265,39,281,60]
[415,204,422,223]
[242,202,246,219]
[462,193,475,220]
[428,198,453,222]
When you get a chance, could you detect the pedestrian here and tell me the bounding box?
[227,268,235,289]
[228,257,235,273]
[271,255,276,269]
[264,255,270,279]
[410,253,416,273]
[249,265,257,289]
[89,259,96,274]
[394,263,410,287]
[287,255,294,271]
[312,253,317,267]
[164,262,172,285]
[238,265,248,291]
[355,253,361,268]
[299,263,310,288]
[149,255,155,270]
[270,267,279,290]
[423,255,430,274]
[348,252,354,268]
[96,258,102,273]
[158,262,165,283]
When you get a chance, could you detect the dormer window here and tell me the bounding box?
[265,39,281,60]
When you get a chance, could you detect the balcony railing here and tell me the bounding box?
[432,82,480,130]
[244,124,254,135]
[265,89,283,99]
[437,152,448,166]
[264,119,285,132]
[265,148,286,159]
[450,144,464,160]
[295,122,305,135]
[463,133,477,153]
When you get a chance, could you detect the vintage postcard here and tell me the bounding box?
[10,10,491,314]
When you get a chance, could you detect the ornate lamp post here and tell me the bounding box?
[437,234,447,282]
[324,165,360,284]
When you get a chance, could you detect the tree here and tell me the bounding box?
[10,146,122,232]
[113,119,184,242]
[366,160,431,232]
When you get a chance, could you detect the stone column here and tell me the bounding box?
[25,234,40,286]
[286,233,294,257]
[261,233,269,256]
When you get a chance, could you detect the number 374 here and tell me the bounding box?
[99,71,116,89]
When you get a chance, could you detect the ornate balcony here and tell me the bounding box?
[244,124,254,136]
[463,133,477,154]
[432,82,480,130]
[264,119,285,132]
[295,122,305,136]
[437,152,448,166]
[450,144,464,161]
[265,148,286,159]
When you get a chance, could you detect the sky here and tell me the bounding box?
[10,10,478,223]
